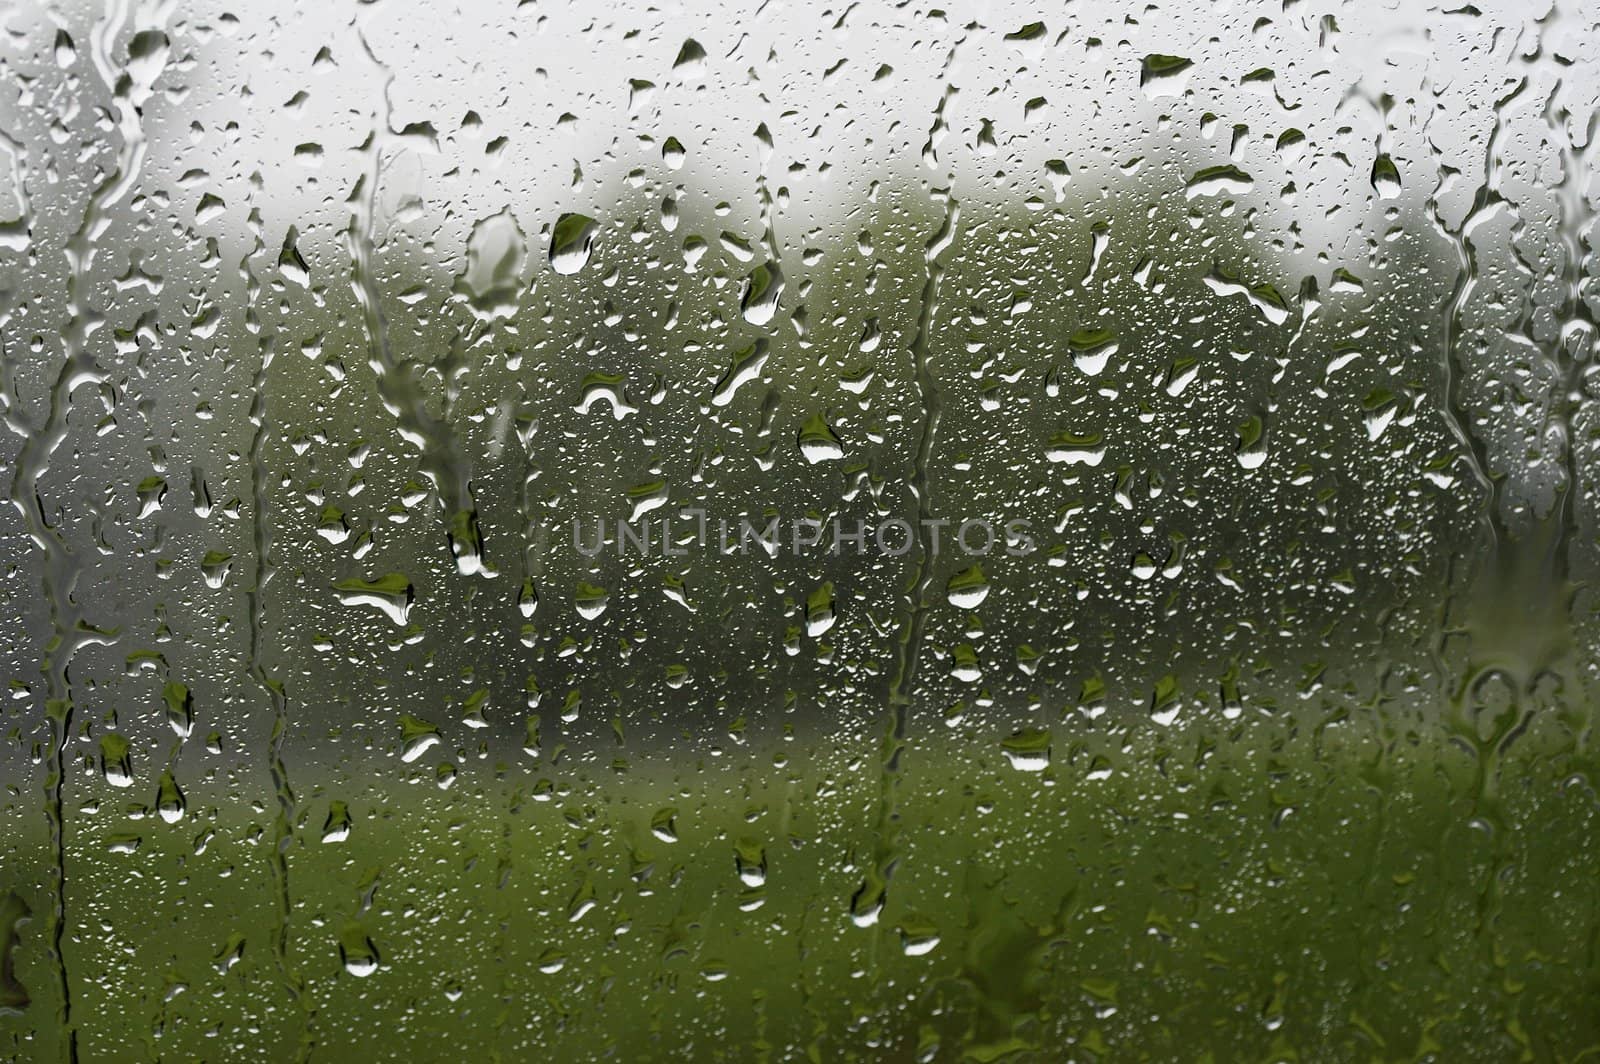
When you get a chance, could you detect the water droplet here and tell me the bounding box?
[798,412,844,464]
[734,839,767,888]
[1140,53,1193,98]
[1002,728,1051,772]
[279,227,311,288]
[461,688,490,730]
[334,573,415,626]
[805,582,836,637]
[1068,327,1117,377]
[1130,553,1159,581]
[850,876,886,928]
[740,262,784,326]
[575,581,609,620]
[946,565,990,609]
[316,506,350,544]
[447,509,490,577]
[52,30,75,68]
[399,715,441,763]
[550,212,597,275]
[673,38,707,76]
[949,644,982,683]
[1371,153,1402,199]
[213,934,245,974]
[1150,675,1182,727]
[858,316,881,353]
[899,918,941,956]
[200,550,232,589]
[661,136,685,170]
[1186,164,1254,199]
[339,925,379,977]
[454,208,527,319]
[1045,431,1105,466]
[1203,270,1290,325]
[575,372,638,419]
[1236,415,1268,469]
[322,801,351,844]
[99,734,133,788]
[136,476,165,518]
[712,340,769,408]
[651,807,679,843]
[162,682,194,739]
[107,833,142,855]
[155,769,186,823]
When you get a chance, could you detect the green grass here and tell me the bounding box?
[3,691,1597,1062]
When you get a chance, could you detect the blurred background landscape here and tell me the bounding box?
[1,0,1598,1058]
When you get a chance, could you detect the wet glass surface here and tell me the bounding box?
[1,0,1598,1058]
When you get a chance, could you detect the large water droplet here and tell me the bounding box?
[550,212,597,275]
[946,565,990,609]
[99,733,133,788]
[805,583,836,637]
[740,262,784,326]
[340,925,380,978]
[1068,327,1117,378]
[156,769,186,823]
[335,573,415,626]
[455,207,527,319]
[399,715,441,763]
[1045,431,1105,466]
[798,412,844,464]
[575,581,609,620]
[162,682,194,739]
[1002,728,1051,772]
[322,800,352,844]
